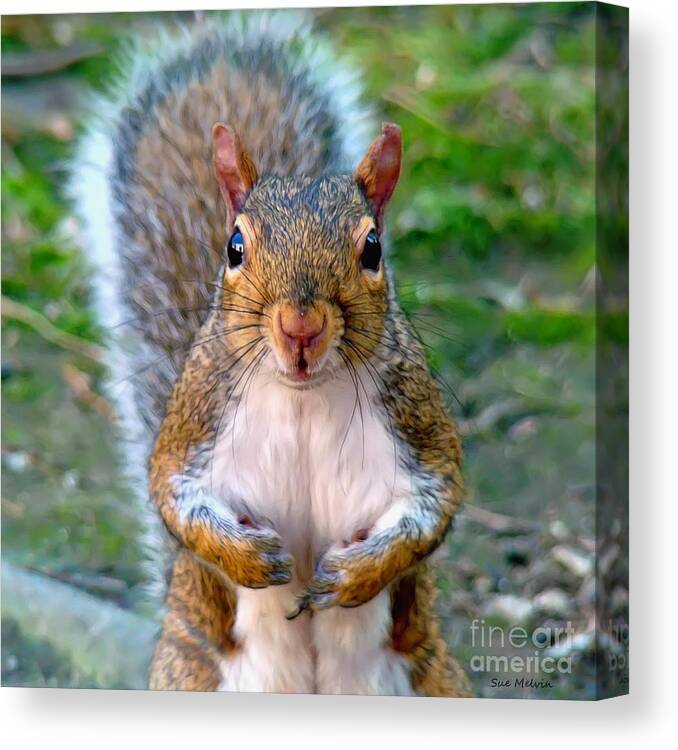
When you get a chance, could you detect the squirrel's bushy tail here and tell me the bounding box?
[70,11,372,606]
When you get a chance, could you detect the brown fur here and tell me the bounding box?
[392,568,472,697]
[150,550,235,691]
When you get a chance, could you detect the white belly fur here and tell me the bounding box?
[208,369,415,695]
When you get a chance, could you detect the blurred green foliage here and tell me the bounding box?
[2,4,624,698]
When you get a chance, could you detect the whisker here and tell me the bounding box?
[341,339,399,499]
[242,347,268,429]
[110,324,263,389]
[177,335,264,490]
[224,287,268,309]
[238,267,273,306]
[105,305,215,332]
[337,349,366,470]
[175,336,264,429]
[209,340,266,493]
[406,315,464,346]
[230,346,268,463]
[218,306,270,318]
[345,325,425,365]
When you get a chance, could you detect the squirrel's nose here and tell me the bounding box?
[278,305,326,349]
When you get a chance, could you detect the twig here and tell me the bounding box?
[31,566,128,599]
[462,504,541,535]
[1,43,104,78]
[62,362,116,421]
[1,295,105,364]
[383,89,452,136]
[456,398,525,436]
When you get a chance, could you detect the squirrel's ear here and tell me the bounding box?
[354,123,402,232]
[212,123,259,218]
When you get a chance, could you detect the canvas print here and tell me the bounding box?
[1,2,628,699]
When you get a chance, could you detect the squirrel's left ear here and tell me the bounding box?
[212,123,259,219]
[354,123,402,232]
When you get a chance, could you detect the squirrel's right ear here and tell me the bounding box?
[354,123,402,233]
[212,123,259,219]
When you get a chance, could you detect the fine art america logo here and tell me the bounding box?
[469,619,575,689]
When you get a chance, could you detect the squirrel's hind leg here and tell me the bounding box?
[392,566,473,698]
[150,633,222,691]
[149,550,237,691]
[312,565,472,697]
[312,589,415,696]
[150,551,315,694]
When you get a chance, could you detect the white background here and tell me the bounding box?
[1,0,676,746]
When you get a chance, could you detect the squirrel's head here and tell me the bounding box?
[211,122,402,387]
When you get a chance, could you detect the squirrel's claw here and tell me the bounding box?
[288,534,384,616]
[285,562,343,618]
[301,555,346,610]
[286,592,311,620]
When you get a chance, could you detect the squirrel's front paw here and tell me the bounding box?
[297,533,388,612]
[224,517,294,589]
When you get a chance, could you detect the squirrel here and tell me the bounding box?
[71,12,471,697]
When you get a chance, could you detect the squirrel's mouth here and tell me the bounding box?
[280,350,335,388]
[289,355,311,383]
[269,300,336,386]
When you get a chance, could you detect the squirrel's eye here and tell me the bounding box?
[361,229,382,272]
[226,229,245,268]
